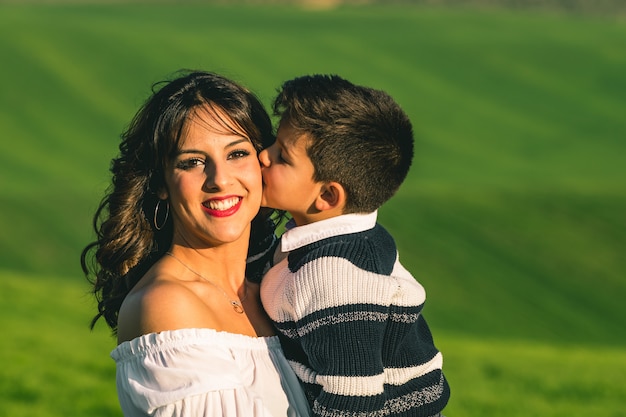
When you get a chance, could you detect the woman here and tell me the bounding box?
[81,70,310,417]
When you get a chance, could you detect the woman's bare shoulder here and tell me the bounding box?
[116,274,214,344]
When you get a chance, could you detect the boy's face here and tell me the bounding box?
[258,120,322,225]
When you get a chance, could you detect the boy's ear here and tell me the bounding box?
[315,181,346,212]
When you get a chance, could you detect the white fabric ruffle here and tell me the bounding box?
[111,328,310,417]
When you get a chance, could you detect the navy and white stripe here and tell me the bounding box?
[260,212,450,417]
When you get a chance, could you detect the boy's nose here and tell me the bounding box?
[258,148,270,167]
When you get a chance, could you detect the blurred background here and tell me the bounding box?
[1,1,625,416]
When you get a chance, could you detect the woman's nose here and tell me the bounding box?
[204,162,231,190]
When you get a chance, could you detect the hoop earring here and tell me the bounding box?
[154,199,169,231]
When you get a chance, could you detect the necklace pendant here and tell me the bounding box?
[165,252,247,314]
[231,301,244,314]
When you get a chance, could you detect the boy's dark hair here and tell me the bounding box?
[273,74,414,213]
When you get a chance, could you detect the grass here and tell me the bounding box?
[381,190,626,346]
[0,270,119,416]
[0,3,625,416]
[438,333,626,417]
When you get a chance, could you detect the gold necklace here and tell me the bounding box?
[165,252,248,314]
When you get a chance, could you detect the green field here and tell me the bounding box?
[1,3,625,416]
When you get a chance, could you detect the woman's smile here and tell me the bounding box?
[201,196,243,217]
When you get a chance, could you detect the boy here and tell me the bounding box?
[258,75,450,417]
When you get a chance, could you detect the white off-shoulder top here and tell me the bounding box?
[111,328,311,417]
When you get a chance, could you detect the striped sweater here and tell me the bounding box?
[260,212,450,417]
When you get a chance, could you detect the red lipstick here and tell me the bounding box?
[201,196,242,217]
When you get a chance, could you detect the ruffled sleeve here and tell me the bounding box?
[111,328,310,417]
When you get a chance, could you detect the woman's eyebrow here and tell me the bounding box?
[225,138,251,148]
[175,149,206,156]
[176,138,251,155]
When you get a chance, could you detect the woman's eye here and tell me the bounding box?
[176,158,204,170]
[228,149,251,160]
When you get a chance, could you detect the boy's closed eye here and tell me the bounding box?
[277,150,289,163]
[268,144,289,164]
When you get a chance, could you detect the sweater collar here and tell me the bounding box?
[280,211,378,252]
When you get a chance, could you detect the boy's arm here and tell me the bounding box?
[290,256,443,417]
[290,254,395,416]
[298,306,389,416]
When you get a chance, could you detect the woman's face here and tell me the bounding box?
[161,106,262,248]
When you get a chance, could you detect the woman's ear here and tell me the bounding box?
[315,181,346,212]
[157,188,168,200]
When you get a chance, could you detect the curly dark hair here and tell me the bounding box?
[81,70,279,333]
